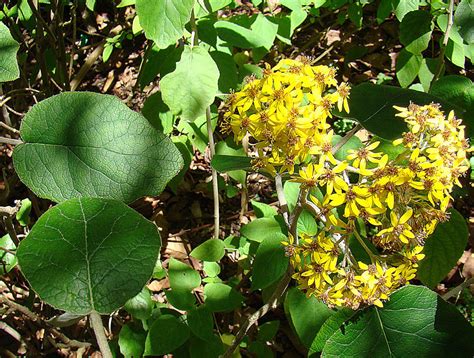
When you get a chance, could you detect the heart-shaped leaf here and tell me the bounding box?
[0,22,20,82]
[161,46,219,122]
[13,92,183,203]
[136,0,194,49]
[321,286,474,357]
[17,197,161,315]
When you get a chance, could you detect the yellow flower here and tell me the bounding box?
[377,209,415,244]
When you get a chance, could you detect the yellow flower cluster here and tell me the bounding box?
[222,58,350,175]
[224,59,470,308]
[283,103,470,308]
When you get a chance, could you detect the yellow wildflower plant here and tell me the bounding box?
[226,59,470,309]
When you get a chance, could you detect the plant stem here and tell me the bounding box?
[206,107,220,239]
[332,123,362,154]
[89,311,112,358]
[442,277,474,300]
[431,0,455,88]
[275,174,289,226]
[352,229,377,263]
[0,137,22,146]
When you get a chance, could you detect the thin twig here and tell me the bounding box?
[431,0,455,88]
[0,121,20,134]
[0,137,22,145]
[0,296,90,349]
[332,123,362,154]
[89,311,112,358]
[206,107,220,239]
[0,85,12,127]
[442,277,474,300]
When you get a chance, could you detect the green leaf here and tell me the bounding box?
[0,21,20,82]
[285,287,334,348]
[348,3,363,28]
[257,320,280,342]
[142,91,175,134]
[334,83,463,140]
[376,0,393,24]
[250,14,279,50]
[372,136,405,161]
[321,286,474,357]
[430,75,474,134]
[166,289,196,310]
[189,334,224,358]
[168,257,201,293]
[16,198,31,226]
[203,261,221,277]
[445,38,465,68]
[418,209,469,288]
[190,239,226,262]
[209,51,238,93]
[332,134,363,162]
[161,46,219,122]
[418,58,439,92]
[211,155,252,173]
[454,0,474,44]
[135,0,194,48]
[283,181,300,212]
[16,197,161,315]
[251,200,278,218]
[393,0,420,21]
[240,217,286,243]
[297,210,318,236]
[215,139,247,184]
[119,322,147,358]
[215,20,267,49]
[187,306,215,341]
[252,232,289,290]
[399,10,433,54]
[0,234,17,274]
[138,44,183,89]
[13,92,183,203]
[396,49,423,88]
[204,283,244,312]
[177,107,218,153]
[124,287,154,321]
[309,308,355,354]
[145,314,190,356]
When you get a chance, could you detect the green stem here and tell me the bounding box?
[89,311,112,358]
[430,0,455,89]
[206,107,220,239]
[352,229,377,263]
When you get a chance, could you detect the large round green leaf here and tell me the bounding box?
[161,46,219,122]
[334,83,463,140]
[418,209,469,288]
[321,286,474,357]
[136,0,194,49]
[0,22,20,82]
[13,92,183,203]
[17,197,161,315]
